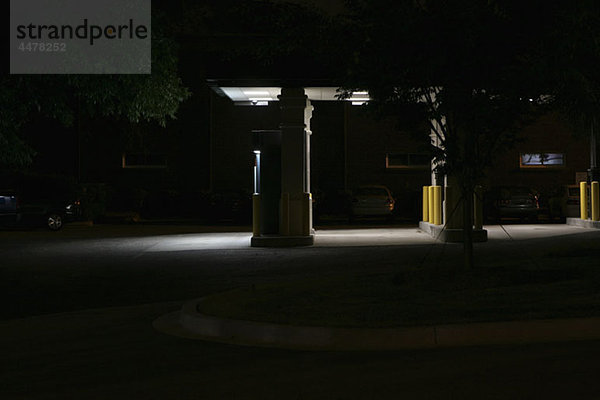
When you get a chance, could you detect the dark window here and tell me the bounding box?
[122,153,167,169]
[386,153,430,169]
[568,187,579,197]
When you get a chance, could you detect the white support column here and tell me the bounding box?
[430,117,445,186]
[278,87,314,238]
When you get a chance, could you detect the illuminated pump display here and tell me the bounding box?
[253,150,261,194]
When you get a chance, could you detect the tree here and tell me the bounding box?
[0,11,190,170]
[546,1,600,181]
[335,0,566,268]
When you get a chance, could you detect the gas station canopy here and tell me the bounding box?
[216,86,369,105]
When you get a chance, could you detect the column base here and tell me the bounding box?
[566,218,600,229]
[419,221,488,243]
[251,234,315,247]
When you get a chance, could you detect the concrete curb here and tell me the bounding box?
[566,217,600,229]
[250,235,315,247]
[419,221,488,242]
[153,298,600,351]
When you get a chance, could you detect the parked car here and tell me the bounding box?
[488,186,539,222]
[0,189,81,231]
[349,185,395,221]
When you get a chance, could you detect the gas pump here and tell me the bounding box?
[252,130,281,235]
[250,89,314,246]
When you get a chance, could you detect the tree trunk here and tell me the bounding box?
[462,127,476,270]
[462,185,474,269]
[76,96,81,183]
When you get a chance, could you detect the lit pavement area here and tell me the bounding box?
[141,224,600,249]
[142,223,598,249]
[485,223,596,241]
[315,227,433,246]
[123,231,253,252]
[2,223,600,399]
[315,223,595,246]
[0,223,594,253]
[1,222,598,318]
[3,222,588,252]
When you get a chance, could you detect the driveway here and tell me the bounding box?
[2,223,600,399]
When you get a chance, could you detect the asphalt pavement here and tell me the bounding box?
[2,223,600,399]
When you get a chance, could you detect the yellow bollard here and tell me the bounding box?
[592,181,599,222]
[433,185,442,225]
[422,186,429,222]
[580,182,588,220]
[428,186,434,223]
[252,194,261,236]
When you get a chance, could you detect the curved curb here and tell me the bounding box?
[153,298,600,351]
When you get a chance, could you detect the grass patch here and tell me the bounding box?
[199,260,600,328]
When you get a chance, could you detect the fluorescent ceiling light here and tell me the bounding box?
[220,87,281,102]
[220,87,247,102]
[243,90,271,96]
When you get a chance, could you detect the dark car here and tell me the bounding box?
[0,174,82,231]
[349,185,395,221]
[487,186,539,222]
[0,189,81,231]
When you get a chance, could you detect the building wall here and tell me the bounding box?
[345,106,431,196]
[483,113,589,191]
[211,99,432,192]
[210,96,435,219]
[310,101,346,194]
[209,97,591,221]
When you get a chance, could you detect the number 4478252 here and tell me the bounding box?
[18,42,66,52]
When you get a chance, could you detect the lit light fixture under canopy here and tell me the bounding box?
[217,87,370,105]
[219,87,282,104]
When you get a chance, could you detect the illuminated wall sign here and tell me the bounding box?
[520,153,565,168]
